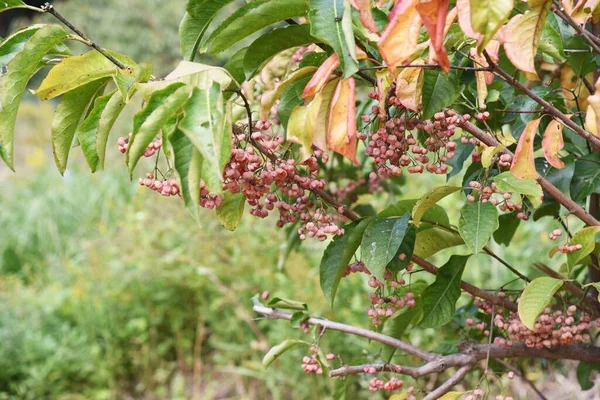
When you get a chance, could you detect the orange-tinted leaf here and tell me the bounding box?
[416,0,450,72]
[511,117,541,180]
[504,1,551,78]
[542,119,565,169]
[377,70,394,115]
[350,0,381,33]
[586,77,600,139]
[378,0,422,72]
[395,61,424,111]
[302,53,340,98]
[483,40,500,84]
[457,0,482,40]
[327,78,359,164]
[313,78,339,151]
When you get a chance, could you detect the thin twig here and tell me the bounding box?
[552,2,600,53]
[422,365,473,400]
[495,359,549,400]
[41,2,129,70]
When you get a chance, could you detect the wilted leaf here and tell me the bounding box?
[542,119,565,169]
[378,0,422,71]
[302,53,340,98]
[511,117,541,180]
[481,144,502,169]
[504,1,551,77]
[262,339,307,368]
[327,77,359,164]
[458,200,499,255]
[420,255,469,328]
[312,79,339,151]
[416,0,450,72]
[395,61,424,111]
[518,277,563,330]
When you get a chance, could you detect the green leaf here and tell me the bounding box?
[469,0,513,51]
[414,228,464,259]
[178,83,231,194]
[308,0,358,78]
[518,277,563,331]
[493,213,521,246]
[170,130,202,218]
[421,69,460,120]
[320,218,372,307]
[381,306,420,360]
[446,141,474,179]
[539,13,566,62]
[420,255,470,328]
[492,171,544,208]
[387,225,417,274]
[361,214,411,281]
[34,49,136,100]
[243,24,316,80]
[216,192,246,231]
[567,227,600,269]
[413,186,462,226]
[277,72,315,128]
[570,154,600,204]
[204,0,308,54]
[0,0,39,12]
[267,297,308,310]
[262,339,307,368]
[223,47,248,85]
[379,199,450,229]
[95,91,127,171]
[458,201,499,256]
[127,83,191,174]
[51,79,109,174]
[0,24,68,169]
[76,87,119,172]
[577,361,600,391]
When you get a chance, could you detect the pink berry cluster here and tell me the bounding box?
[466,181,531,220]
[301,346,323,374]
[366,268,416,326]
[118,135,162,157]
[466,390,513,400]
[138,173,180,197]
[342,260,369,277]
[465,317,490,337]
[199,180,223,209]
[368,376,405,392]
[493,305,591,349]
[548,228,563,240]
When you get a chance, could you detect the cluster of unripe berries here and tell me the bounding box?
[366,268,416,326]
[138,173,180,197]
[117,135,162,157]
[466,181,531,220]
[367,376,405,392]
[301,347,324,375]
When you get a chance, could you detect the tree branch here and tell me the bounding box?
[552,2,600,53]
[41,2,129,70]
[422,365,473,400]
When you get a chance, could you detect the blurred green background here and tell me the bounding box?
[0,1,592,399]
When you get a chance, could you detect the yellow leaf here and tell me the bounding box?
[287,95,323,160]
[586,104,600,138]
[327,78,359,164]
[302,53,340,98]
[499,125,517,146]
[560,66,592,109]
[260,67,317,120]
[388,394,409,400]
[504,0,551,78]
[587,77,600,138]
[395,61,424,111]
[511,117,541,180]
[482,144,502,169]
[469,0,514,52]
[438,391,466,400]
[542,119,565,169]
[378,0,422,72]
[377,70,394,115]
[313,79,339,151]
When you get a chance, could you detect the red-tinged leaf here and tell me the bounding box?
[588,78,600,138]
[350,0,380,33]
[542,119,565,169]
[483,40,500,84]
[504,0,551,78]
[416,0,450,72]
[457,0,482,40]
[327,78,359,164]
[395,61,424,111]
[302,53,340,99]
[511,117,541,180]
[378,0,422,72]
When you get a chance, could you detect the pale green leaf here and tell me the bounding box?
[0,0,39,13]
[216,192,246,231]
[518,277,563,330]
[262,339,307,368]
[171,129,202,219]
[96,91,127,170]
[420,255,470,328]
[414,228,464,259]
[470,0,513,51]
[492,171,543,208]
[567,226,600,269]
[413,186,462,226]
[320,218,373,307]
[458,201,499,256]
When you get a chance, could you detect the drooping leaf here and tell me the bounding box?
[414,228,464,259]
[570,153,600,203]
[511,117,541,180]
[308,0,358,77]
[504,1,551,77]
[303,53,340,98]
[50,79,109,174]
[259,67,316,121]
[457,0,481,40]
[377,0,421,71]
[320,218,373,306]
[492,171,543,208]
[458,201,499,256]
[262,339,308,368]
[178,84,231,194]
[95,91,127,170]
[395,62,424,112]
[421,69,460,120]
[542,119,565,169]
[204,0,308,54]
[327,77,359,164]
[420,255,470,328]
[0,0,39,13]
[412,186,462,226]
[361,214,411,280]
[243,25,316,80]
[34,49,136,100]
[287,96,323,160]
[416,0,450,71]
[518,277,563,331]
[216,192,246,231]
[567,226,600,269]
[350,0,380,33]
[481,144,502,169]
[170,129,202,219]
[387,225,417,273]
[0,24,68,169]
[127,83,191,174]
[312,79,339,151]
[469,0,513,51]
